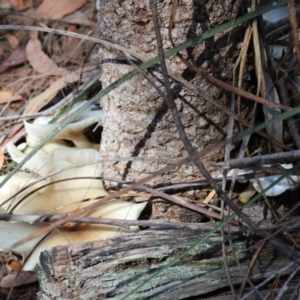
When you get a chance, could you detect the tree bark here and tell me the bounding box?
[36,228,297,300]
[97,0,249,188]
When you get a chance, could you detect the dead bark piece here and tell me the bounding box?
[97,0,249,188]
[36,229,293,299]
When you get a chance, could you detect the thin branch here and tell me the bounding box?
[0,213,246,233]
[2,213,300,240]
[241,258,300,300]
[2,173,232,222]
[275,262,300,300]
[0,25,148,61]
[288,0,300,70]
[216,150,300,169]
[278,78,300,149]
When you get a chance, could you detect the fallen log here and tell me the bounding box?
[36,227,296,299]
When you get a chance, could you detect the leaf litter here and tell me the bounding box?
[0,0,102,293]
[1,1,300,299]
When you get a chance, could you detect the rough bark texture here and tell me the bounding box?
[97,0,249,188]
[36,228,297,300]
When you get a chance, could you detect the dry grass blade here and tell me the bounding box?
[168,8,292,113]
[278,77,300,149]
[171,74,292,151]
[0,213,245,233]
[241,257,300,299]
[288,0,300,70]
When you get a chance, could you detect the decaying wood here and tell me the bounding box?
[36,228,295,299]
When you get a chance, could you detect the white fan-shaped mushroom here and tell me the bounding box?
[250,175,298,197]
[25,102,103,149]
[0,147,147,271]
[0,200,147,271]
[0,103,147,272]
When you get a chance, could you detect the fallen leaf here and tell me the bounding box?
[35,0,87,20]
[0,127,26,154]
[251,3,283,152]
[0,48,27,74]
[0,153,4,169]
[5,34,19,49]
[0,66,95,153]
[62,24,80,56]
[0,45,4,56]
[0,91,23,103]
[0,272,37,288]
[7,0,29,11]
[25,32,67,75]
[62,10,94,26]
[24,65,95,114]
[258,36,283,151]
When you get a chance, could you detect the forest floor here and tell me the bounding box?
[1,1,300,299]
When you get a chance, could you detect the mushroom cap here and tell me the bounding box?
[250,175,298,197]
[0,102,147,271]
[0,200,147,271]
[1,147,106,214]
[24,102,103,149]
[1,139,147,271]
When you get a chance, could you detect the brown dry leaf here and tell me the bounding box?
[0,90,23,103]
[0,153,4,169]
[5,34,19,49]
[25,32,67,75]
[64,24,78,41]
[0,45,4,56]
[62,24,80,56]
[0,126,26,154]
[0,271,37,288]
[260,48,283,150]
[62,10,94,26]
[35,0,87,20]
[8,0,29,11]
[251,1,283,151]
[0,48,27,74]
[24,65,95,114]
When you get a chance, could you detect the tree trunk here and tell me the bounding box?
[97,0,249,188]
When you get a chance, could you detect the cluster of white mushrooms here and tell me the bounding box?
[239,164,298,203]
[0,102,146,271]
